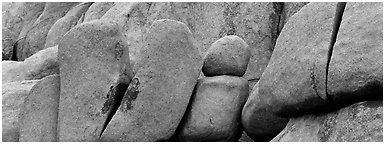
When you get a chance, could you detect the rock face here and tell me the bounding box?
[2,80,40,142]
[272,101,383,142]
[100,19,202,141]
[327,2,383,104]
[19,75,60,142]
[44,2,93,48]
[2,45,59,83]
[278,2,309,33]
[83,2,114,22]
[16,2,78,60]
[2,28,17,60]
[241,83,290,141]
[249,3,341,118]
[174,76,249,141]
[58,19,132,141]
[202,35,251,77]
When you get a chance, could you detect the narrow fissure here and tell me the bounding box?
[325,2,347,103]
[272,2,284,49]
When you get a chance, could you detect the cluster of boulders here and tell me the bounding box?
[2,2,383,142]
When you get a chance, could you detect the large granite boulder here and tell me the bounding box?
[57,19,132,141]
[100,19,202,141]
[272,100,383,142]
[2,80,40,142]
[174,76,249,141]
[19,75,60,142]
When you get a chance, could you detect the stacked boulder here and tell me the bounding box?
[173,35,251,141]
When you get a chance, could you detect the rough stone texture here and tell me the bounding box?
[238,131,254,142]
[44,2,93,48]
[327,3,383,104]
[241,82,290,141]
[174,76,249,142]
[2,2,45,60]
[83,2,114,22]
[278,2,309,33]
[100,19,202,142]
[2,80,40,142]
[202,35,251,77]
[19,75,60,142]
[251,3,339,118]
[58,19,132,141]
[16,2,78,60]
[271,101,383,142]
[2,46,59,83]
[98,2,278,80]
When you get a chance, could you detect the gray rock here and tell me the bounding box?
[2,80,40,142]
[327,2,383,104]
[83,2,114,22]
[174,76,249,141]
[202,35,251,77]
[2,28,17,60]
[44,2,93,48]
[19,75,60,142]
[272,101,383,142]
[278,2,309,33]
[100,19,202,141]
[57,19,132,141]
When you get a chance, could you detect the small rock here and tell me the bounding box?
[202,35,251,77]
[2,80,40,142]
[174,75,249,141]
[19,75,60,142]
[100,19,202,141]
[271,100,383,142]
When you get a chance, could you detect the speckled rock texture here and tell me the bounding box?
[100,19,202,142]
[2,45,59,83]
[278,2,309,32]
[83,2,114,22]
[174,76,249,141]
[271,100,383,142]
[44,2,93,48]
[58,19,132,141]
[19,75,60,142]
[16,2,78,60]
[202,35,251,77]
[2,80,40,142]
[327,2,383,104]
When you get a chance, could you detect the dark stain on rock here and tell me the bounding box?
[114,41,124,61]
[120,78,140,112]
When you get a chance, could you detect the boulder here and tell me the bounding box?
[2,45,59,83]
[278,2,309,33]
[19,75,60,142]
[271,100,383,142]
[250,3,340,118]
[2,80,40,142]
[3,2,46,60]
[44,2,93,48]
[83,2,114,22]
[58,19,132,141]
[16,2,78,60]
[174,76,249,141]
[202,35,251,77]
[100,19,202,141]
[241,82,290,141]
[327,2,383,104]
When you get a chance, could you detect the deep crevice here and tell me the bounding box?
[325,2,347,103]
[272,2,284,49]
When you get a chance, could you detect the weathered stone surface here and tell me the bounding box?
[44,2,93,48]
[271,101,383,142]
[2,28,17,60]
[2,80,40,142]
[238,131,254,142]
[19,75,60,142]
[252,3,339,118]
[327,3,383,104]
[174,76,249,142]
[83,2,114,22]
[278,2,309,33]
[202,35,251,77]
[58,19,132,141]
[100,19,202,141]
[17,2,78,60]
[241,83,290,141]
[3,2,45,60]
[2,45,59,83]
